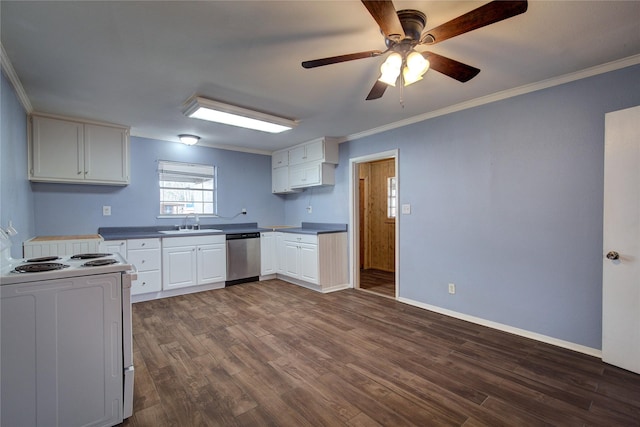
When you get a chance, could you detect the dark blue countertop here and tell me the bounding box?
[98,222,347,240]
[276,222,347,235]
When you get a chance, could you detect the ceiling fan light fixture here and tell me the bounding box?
[378,52,402,87]
[403,51,430,86]
[183,96,298,134]
[178,134,200,145]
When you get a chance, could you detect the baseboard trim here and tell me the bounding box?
[397,297,602,358]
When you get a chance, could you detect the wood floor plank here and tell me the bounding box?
[122,280,640,427]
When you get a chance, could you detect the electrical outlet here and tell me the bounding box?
[102,205,111,216]
[306,206,312,214]
[401,204,411,214]
[448,283,456,294]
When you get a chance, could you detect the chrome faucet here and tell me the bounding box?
[181,214,200,230]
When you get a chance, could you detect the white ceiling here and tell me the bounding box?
[2,1,640,154]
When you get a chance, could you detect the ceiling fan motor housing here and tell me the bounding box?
[397,10,426,42]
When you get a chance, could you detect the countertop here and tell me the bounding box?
[98,222,347,240]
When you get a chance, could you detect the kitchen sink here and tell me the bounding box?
[159,229,222,235]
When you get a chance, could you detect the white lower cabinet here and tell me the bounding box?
[277,232,347,291]
[127,239,161,295]
[283,234,319,284]
[101,239,161,295]
[260,232,276,275]
[162,235,226,291]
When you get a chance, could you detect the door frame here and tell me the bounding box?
[348,149,399,298]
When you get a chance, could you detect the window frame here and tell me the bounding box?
[157,160,218,218]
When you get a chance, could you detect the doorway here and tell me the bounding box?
[349,150,399,299]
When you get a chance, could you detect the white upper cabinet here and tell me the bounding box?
[30,113,130,185]
[271,137,339,193]
[288,138,338,165]
[272,150,289,169]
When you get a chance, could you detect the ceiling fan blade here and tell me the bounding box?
[423,0,528,45]
[423,51,480,82]
[366,80,388,100]
[302,50,383,69]
[361,1,405,42]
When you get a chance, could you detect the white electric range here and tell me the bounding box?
[0,243,136,426]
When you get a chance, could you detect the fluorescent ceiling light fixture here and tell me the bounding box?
[183,96,298,134]
[178,134,200,145]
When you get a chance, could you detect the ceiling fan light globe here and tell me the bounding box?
[378,52,402,87]
[406,51,430,76]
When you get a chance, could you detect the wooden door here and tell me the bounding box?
[602,105,640,374]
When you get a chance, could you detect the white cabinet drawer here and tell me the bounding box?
[131,271,162,294]
[127,249,161,271]
[282,233,318,245]
[128,238,160,250]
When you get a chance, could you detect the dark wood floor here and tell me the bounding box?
[123,279,640,426]
[359,268,395,297]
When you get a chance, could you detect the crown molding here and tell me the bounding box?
[0,43,33,113]
[346,54,640,143]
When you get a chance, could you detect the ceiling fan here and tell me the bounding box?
[302,0,528,100]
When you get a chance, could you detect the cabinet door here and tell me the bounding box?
[272,150,288,168]
[304,141,324,163]
[299,243,319,284]
[197,243,226,284]
[275,233,286,273]
[162,246,197,290]
[272,166,290,193]
[290,162,321,187]
[31,115,84,180]
[84,124,129,184]
[288,145,307,165]
[284,241,300,278]
[260,232,276,275]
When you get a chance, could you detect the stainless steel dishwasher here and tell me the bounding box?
[225,232,261,286]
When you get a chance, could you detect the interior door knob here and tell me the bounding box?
[606,251,620,260]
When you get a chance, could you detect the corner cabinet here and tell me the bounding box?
[276,232,348,292]
[272,137,339,194]
[29,113,130,185]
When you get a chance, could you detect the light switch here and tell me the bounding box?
[401,204,411,214]
[102,206,111,216]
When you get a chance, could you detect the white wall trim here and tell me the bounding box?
[398,296,602,358]
[0,43,33,113]
[345,54,640,143]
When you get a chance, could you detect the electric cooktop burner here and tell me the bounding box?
[26,256,61,263]
[70,253,112,260]
[13,263,70,273]
[83,258,118,267]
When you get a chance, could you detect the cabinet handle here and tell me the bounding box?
[141,260,145,264]
[142,282,146,286]
[120,242,125,246]
[141,243,145,247]
[77,171,82,175]
[84,171,88,175]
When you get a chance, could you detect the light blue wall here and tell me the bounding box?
[4,60,640,349]
[1,71,34,258]
[32,136,284,235]
[285,64,640,349]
